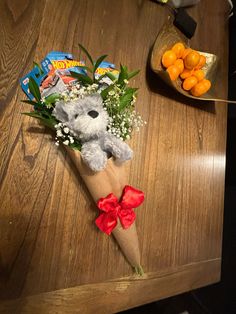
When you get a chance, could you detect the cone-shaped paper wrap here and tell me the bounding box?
[66,147,143,274]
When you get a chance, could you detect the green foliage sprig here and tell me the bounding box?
[21,78,82,150]
[70,44,107,85]
[22,78,57,130]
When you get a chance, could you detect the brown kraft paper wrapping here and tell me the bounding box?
[66,147,142,272]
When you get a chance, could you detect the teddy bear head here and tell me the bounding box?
[53,93,109,141]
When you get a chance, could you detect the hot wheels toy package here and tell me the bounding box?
[20,51,119,100]
[20,51,86,99]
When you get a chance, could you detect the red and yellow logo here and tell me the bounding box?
[52,60,84,70]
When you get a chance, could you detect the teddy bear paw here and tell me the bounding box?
[116,146,133,162]
[84,154,107,172]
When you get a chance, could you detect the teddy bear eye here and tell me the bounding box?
[74,114,79,119]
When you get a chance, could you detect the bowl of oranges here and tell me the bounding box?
[151,18,219,101]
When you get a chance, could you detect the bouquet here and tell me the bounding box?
[20,45,146,274]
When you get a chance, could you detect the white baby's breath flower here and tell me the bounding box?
[63,140,69,146]
[63,127,69,134]
[56,130,63,137]
[69,136,74,144]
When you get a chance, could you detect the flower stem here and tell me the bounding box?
[134,265,144,276]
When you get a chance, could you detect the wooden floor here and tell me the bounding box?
[0,0,229,313]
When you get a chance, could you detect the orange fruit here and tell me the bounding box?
[191,79,211,96]
[193,69,205,81]
[162,50,177,68]
[184,51,200,70]
[182,48,192,59]
[202,78,211,90]
[166,65,180,81]
[172,42,185,58]
[174,59,184,73]
[195,55,206,69]
[180,68,193,79]
[183,76,198,91]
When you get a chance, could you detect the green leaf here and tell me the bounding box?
[96,72,112,83]
[127,69,140,80]
[77,65,93,73]
[93,54,108,74]
[79,43,94,65]
[100,84,114,100]
[69,141,82,151]
[118,88,137,110]
[33,62,44,75]
[118,64,128,86]
[22,100,39,106]
[22,112,57,129]
[22,112,43,119]
[96,73,106,82]
[104,71,117,82]
[22,112,42,118]
[126,87,138,93]
[70,71,93,85]
[26,110,53,119]
[44,93,61,104]
[28,77,41,102]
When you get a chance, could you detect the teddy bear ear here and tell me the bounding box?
[52,101,69,123]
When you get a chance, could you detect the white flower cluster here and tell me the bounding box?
[107,109,146,140]
[54,123,75,146]
[60,83,99,102]
[103,85,122,112]
[103,86,146,140]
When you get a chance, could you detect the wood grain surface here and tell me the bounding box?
[0,259,221,314]
[0,0,229,312]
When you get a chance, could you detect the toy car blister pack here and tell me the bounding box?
[20,51,119,100]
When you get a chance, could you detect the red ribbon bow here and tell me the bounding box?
[95,185,144,235]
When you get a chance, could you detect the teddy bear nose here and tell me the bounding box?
[88,110,99,118]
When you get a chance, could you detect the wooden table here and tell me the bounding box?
[0,0,229,313]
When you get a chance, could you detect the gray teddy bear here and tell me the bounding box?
[52,93,133,171]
